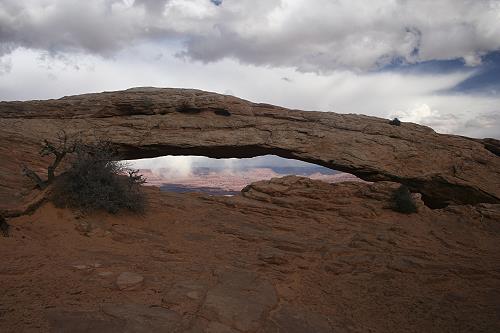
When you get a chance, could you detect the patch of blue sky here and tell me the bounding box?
[379,51,500,96]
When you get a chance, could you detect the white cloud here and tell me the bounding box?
[389,104,461,134]
[465,113,500,138]
[1,0,500,72]
[128,155,194,178]
[463,53,484,67]
[0,55,12,74]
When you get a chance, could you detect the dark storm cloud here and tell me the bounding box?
[1,0,500,72]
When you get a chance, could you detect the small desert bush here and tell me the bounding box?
[389,118,401,126]
[392,185,417,214]
[51,141,146,214]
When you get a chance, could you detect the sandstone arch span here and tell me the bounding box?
[0,87,499,214]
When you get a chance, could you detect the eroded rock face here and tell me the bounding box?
[0,87,499,213]
[2,178,500,332]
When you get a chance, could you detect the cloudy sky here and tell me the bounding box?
[1,0,499,144]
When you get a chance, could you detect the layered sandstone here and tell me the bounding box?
[1,87,499,214]
[1,177,499,332]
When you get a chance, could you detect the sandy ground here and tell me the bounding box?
[0,178,499,332]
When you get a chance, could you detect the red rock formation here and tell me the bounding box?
[0,87,499,214]
[1,177,499,332]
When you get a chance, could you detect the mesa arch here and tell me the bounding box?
[0,87,499,214]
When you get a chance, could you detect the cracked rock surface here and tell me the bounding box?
[1,177,499,332]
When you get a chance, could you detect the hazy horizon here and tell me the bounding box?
[126,154,336,178]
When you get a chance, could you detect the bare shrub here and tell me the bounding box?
[51,141,146,214]
[389,118,401,126]
[22,130,76,189]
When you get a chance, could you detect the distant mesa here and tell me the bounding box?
[141,164,361,195]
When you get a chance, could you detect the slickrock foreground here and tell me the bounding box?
[1,88,499,332]
[1,87,499,215]
[1,177,499,332]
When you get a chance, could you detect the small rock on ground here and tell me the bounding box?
[116,272,144,291]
